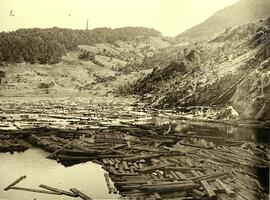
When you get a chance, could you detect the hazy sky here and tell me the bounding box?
[0,0,239,36]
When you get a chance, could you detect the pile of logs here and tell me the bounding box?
[24,125,269,200]
[0,137,28,153]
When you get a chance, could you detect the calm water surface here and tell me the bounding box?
[0,149,120,200]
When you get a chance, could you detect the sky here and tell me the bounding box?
[0,0,239,36]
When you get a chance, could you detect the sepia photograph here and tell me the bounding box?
[0,0,269,199]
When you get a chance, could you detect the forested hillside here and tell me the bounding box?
[0,27,160,64]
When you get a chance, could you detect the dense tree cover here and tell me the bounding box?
[0,27,160,64]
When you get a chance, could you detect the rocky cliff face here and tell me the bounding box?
[230,18,270,120]
[231,67,270,120]
[131,18,270,120]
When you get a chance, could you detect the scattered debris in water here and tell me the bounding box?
[1,121,269,200]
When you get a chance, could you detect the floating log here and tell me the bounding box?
[4,175,26,191]
[115,180,147,187]
[70,188,93,200]
[108,159,115,166]
[121,190,148,196]
[191,170,200,177]
[47,141,73,158]
[39,184,78,197]
[200,180,217,200]
[212,181,225,193]
[166,167,206,172]
[11,186,61,195]
[170,171,179,181]
[130,166,136,174]
[123,161,129,170]
[0,145,28,153]
[143,180,194,186]
[104,173,116,194]
[123,154,160,162]
[121,184,141,190]
[119,163,124,173]
[97,154,131,159]
[59,149,99,157]
[216,179,235,197]
[160,191,188,199]
[57,155,97,162]
[141,182,200,193]
[112,172,139,176]
[191,189,205,198]
[191,171,229,182]
[130,145,164,153]
[175,172,187,180]
[156,171,163,179]
[153,192,162,200]
[178,142,213,149]
[139,165,166,173]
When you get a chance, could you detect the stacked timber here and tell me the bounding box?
[22,125,269,200]
[0,139,28,153]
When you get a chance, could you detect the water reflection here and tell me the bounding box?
[0,149,120,200]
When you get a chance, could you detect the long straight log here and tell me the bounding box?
[141,183,200,193]
[130,145,163,153]
[114,180,147,186]
[57,155,97,161]
[59,149,99,157]
[39,184,78,197]
[120,184,141,190]
[178,142,213,149]
[215,179,235,197]
[191,171,229,183]
[4,175,26,191]
[138,165,166,173]
[121,191,148,196]
[70,188,93,200]
[47,141,73,158]
[112,172,139,176]
[166,167,206,172]
[97,154,131,159]
[123,154,160,161]
[200,180,217,200]
[143,180,194,187]
[11,186,61,195]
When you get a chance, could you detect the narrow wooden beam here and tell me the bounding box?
[11,186,61,195]
[4,175,26,191]
[39,184,78,197]
[200,180,217,200]
[46,141,73,158]
[70,188,93,200]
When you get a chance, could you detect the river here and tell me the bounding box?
[0,149,120,200]
[0,97,269,199]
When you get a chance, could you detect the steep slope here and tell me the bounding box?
[131,18,270,120]
[178,0,270,41]
[230,18,270,120]
[0,36,170,97]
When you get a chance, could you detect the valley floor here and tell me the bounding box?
[0,97,269,200]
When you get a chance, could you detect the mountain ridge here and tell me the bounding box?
[178,0,270,41]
